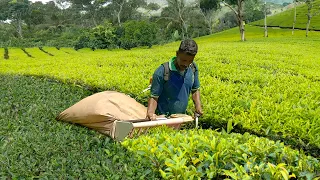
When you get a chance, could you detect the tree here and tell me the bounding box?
[65,0,109,27]
[2,0,31,38]
[120,20,158,49]
[292,0,297,35]
[25,2,46,29]
[291,0,305,35]
[243,0,264,22]
[0,23,15,46]
[222,0,257,41]
[198,0,220,34]
[109,0,146,25]
[305,0,320,37]
[0,0,11,21]
[143,2,161,17]
[159,0,195,39]
[264,1,268,37]
[90,21,116,49]
[146,2,160,11]
[111,0,125,25]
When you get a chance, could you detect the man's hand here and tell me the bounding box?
[146,113,157,121]
[195,107,203,116]
[194,106,203,119]
[192,90,203,117]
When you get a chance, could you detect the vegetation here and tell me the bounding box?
[0,0,272,48]
[0,74,158,179]
[251,0,320,30]
[123,128,320,179]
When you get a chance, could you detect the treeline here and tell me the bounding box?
[0,0,268,50]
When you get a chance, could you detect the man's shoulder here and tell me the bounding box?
[153,64,165,77]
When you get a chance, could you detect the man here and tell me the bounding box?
[146,39,203,121]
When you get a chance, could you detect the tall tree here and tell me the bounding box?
[3,0,30,38]
[198,0,220,34]
[305,0,320,37]
[222,0,257,41]
[144,2,161,17]
[113,0,126,25]
[160,0,195,39]
[25,2,46,29]
[264,0,268,37]
[292,0,297,35]
[243,0,264,23]
[0,0,11,21]
[65,0,109,27]
[109,0,146,25]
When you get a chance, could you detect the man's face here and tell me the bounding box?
[176,52,195,71]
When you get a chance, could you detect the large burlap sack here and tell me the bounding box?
[56,91,147,138]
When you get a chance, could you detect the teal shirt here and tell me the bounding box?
[151,57,200,115]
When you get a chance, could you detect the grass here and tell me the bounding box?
[251,0,320,30]
[0,74,158,179]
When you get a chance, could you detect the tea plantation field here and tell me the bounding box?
[1,26,320,178]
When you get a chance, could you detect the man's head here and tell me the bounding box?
[176,39,198,71]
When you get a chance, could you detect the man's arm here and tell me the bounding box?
[146,65,164,120]
[146,97,158,120]
[192,90,203,116]
[191,62,202,116]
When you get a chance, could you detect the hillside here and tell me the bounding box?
[251,0,320,30]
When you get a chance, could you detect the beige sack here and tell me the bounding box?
[56,91,147,138]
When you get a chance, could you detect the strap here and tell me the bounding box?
[162,61,196,81]
[162,62,170,81]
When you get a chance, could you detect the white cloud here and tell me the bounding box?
[29,0,71,9]
[30,0,53,3]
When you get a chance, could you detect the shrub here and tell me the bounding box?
[120,20,159,50]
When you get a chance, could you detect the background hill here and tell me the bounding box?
[251,0,320,30]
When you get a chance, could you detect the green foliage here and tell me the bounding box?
[74,22,117,50]
[73,21,160,50]
[0,74,158,179]
[0,24,14,44]
[215,11,238,32]
[74,35,92,50]
[123,129,320,179]
[245,9,264,23]
[173,30,181,41]
[244,0,265,23]
[200,0,220,12]
[90,22,116,49]
[146,2,161,11]
[120,20,159,49]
